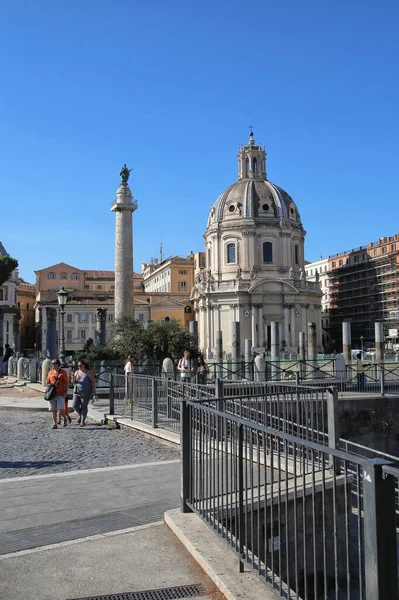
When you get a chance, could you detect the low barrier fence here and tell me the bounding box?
[181,397,399,599]
[110,374,336,446]
[5,356,399,402]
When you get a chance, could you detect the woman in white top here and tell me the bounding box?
[178,350,194,382]
[124,355,134,400]
[124,355,134,375]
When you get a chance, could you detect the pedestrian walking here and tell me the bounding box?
[1,344,13,375]
[356,352,369,392]
[196,355,209,384]
[58,391,72,425]
[46,359,69,429]
[178,350,194,382]
[72,361,96,427]
[124,354,134,400]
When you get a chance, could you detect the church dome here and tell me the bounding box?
[207,130,302,228]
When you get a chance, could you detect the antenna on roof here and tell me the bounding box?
[159,240,164,263]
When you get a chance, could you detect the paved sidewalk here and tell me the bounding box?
[0,522,216,600]
[0,460,180,545]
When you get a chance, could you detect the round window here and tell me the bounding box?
[262,203,269,211]
[228,205,235,213]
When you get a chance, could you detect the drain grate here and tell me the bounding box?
[69,583,205,600]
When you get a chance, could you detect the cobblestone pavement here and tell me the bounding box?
[1,410,180,479]
[0,384,43,397]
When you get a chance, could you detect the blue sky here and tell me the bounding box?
[1,0,398,282]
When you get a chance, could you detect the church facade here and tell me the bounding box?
[191,131,322,357]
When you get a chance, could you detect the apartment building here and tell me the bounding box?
[304,257,331,349]
[327,235,399,349]
[34,263,149,355]
[141,255,195,326]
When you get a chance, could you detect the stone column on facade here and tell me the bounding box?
[342,321,352,364]
[217,305,221,333]
[258,306,264,349]
[0,306,4,355]
[244,338,252,379]
[231,321,241,381]
[270,321,280,380]
[45,307,57,360]
[200,304,206,355]
[111,179,137,321]
[298,331,306,360]
[251,305,258,348]
[307,322,317,362]
[189,320,198,338]
[301,303,308,336]
[206,303,212,358]
[375,322,384,362]
[95,308,107,346]
[210,304,215,356]
[13,310,21,353]
[283,305,290,349]
[290,305,296,349]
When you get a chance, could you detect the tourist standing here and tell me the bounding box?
[72,361,96,426]
[178,350,194,382]
[356,352,367,391]
[46,359,69,429]
[124,355,134,400]
[1,344,13,375]
[196,356,209,384]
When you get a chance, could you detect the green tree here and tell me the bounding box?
[145,319,198,364]
[0,256,18,286]
[78,317,198,366]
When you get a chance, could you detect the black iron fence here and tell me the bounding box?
[181,397,399,600]
[109,374,337,445]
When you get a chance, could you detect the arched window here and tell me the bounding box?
[60,272,68,280]
[48,272,56,280]
[294,245,299,265]
[253,157,257,173]
[245,157,250,177]
[227,243,236,264]
[263,242,273,263]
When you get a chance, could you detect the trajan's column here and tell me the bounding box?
[111,164,138,320]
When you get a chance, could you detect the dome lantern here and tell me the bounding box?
[237,126,267,181]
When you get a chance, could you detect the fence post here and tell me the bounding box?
[152,378,158,428]
[379,365,385,397]
[109,373,115,415]
[295,371,300,386]
[238,422,245,572]
[363,459,399,600]
[327,387,340,474]
[180,398,193,514]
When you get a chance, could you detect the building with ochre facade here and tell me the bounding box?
[191,131,322,356]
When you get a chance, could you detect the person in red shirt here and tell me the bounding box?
[46,359,69,429]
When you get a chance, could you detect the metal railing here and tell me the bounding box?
[109,374,336,441]
[181,397,399,599]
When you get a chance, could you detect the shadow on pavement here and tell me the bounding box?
[0,460,71,470]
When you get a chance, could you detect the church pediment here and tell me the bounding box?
[248,278,299,294]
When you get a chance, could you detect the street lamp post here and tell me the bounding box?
[360,335,364,353]
[57,286,68,368]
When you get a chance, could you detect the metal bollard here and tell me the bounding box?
[109,373,115,416]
